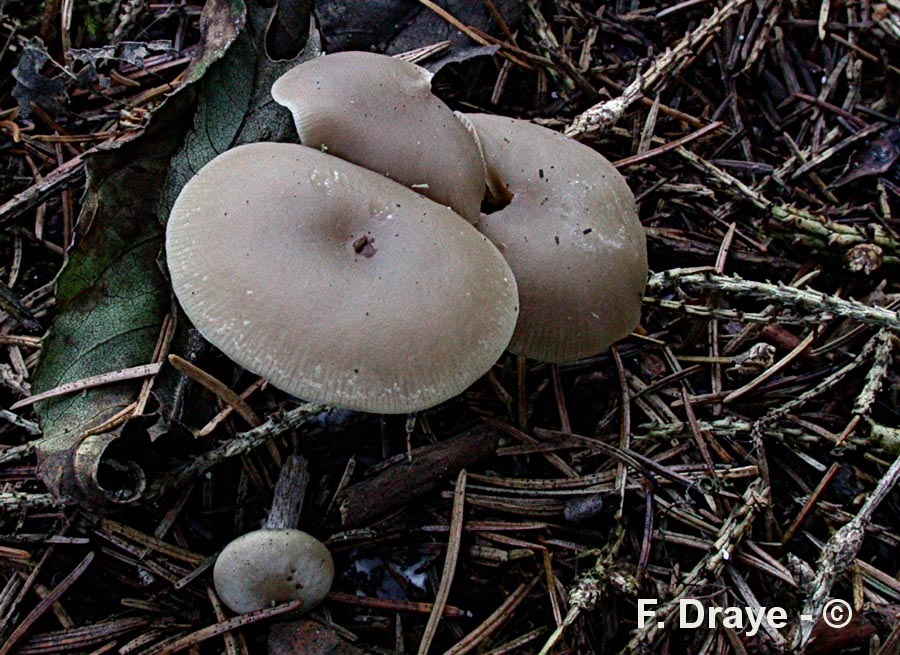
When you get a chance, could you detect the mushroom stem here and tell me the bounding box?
[265,454,309,530]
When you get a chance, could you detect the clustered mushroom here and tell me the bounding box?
[165,51,647,414]
[271,51,485,223]
[460,113,647,363]
[165,142,518,414]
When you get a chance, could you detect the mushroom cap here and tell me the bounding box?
[271,51,485,223]
[213,529,334,614]
[463,113,647,363]
[165,142,518,413]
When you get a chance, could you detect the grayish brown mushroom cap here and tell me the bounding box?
[165,142,518,413]
[272,51,485,223]
[463,113,647,363]
[213,529,334,614]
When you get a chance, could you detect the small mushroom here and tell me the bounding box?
[165,142,518,413]
[214,456,333,615]
[213,528,334,614]
[461,113,647,363]
[272,51,485,223]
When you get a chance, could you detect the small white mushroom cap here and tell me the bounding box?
[165,142,518,413]
[462,113,647,363]
[213,529,334,614]
[271,51,485,223]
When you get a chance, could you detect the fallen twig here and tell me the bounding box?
[565,0,752,137]
[648,269,900,331]
[145,402,324,500]
[623,479,769,652]
[676,147,900,260]
[792,453,900,650]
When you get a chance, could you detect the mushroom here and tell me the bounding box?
[213,528,334,614]
[165,142,518,413]
[213,455,334,614]
[271,51,485,223]
[460,113,647,363]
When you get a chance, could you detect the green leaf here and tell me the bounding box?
[162,2,322,215]
[28,0,268,505]
[29,94,196,504]
[32,0,254,438]
[30,0,323,506]
[33,144,170,438]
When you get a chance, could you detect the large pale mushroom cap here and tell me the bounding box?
[272,51,485,223]
[463,113,647,363]
[165,142,518,413]
[213,529,334,614]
